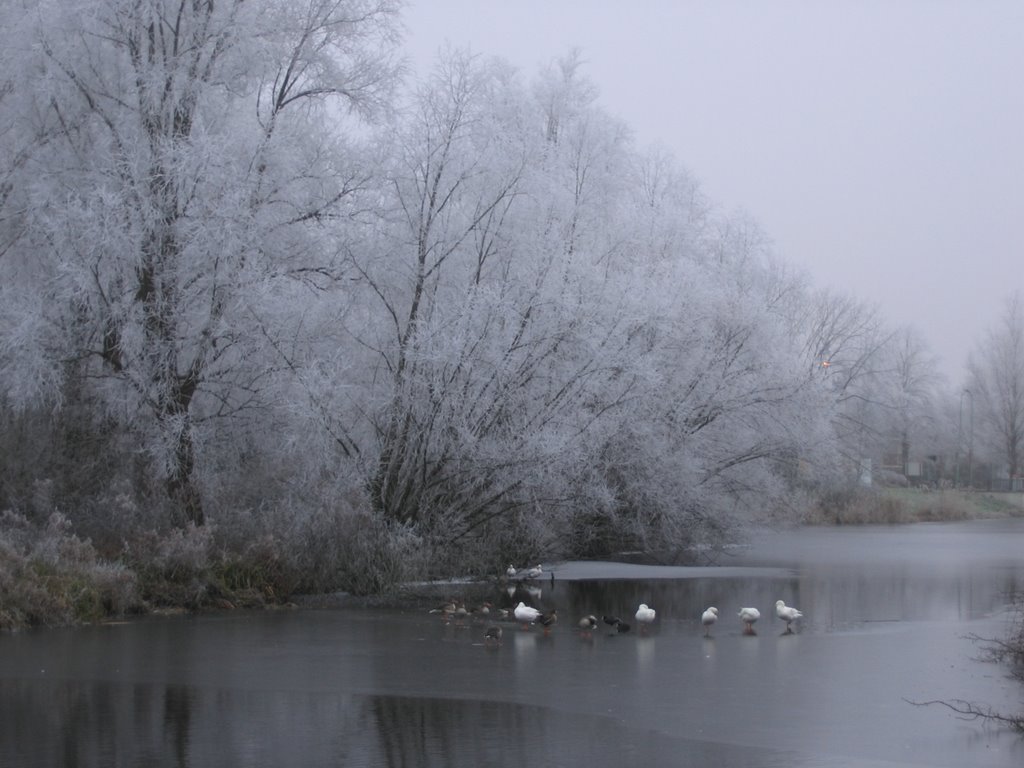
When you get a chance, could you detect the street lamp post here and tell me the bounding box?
[955,390,966,488]
[966,388,974,488]
[956,388,973,490]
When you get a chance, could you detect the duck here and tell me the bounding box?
[525,564,544,579]
[701,606,719,636]
[775,600,803,633]
[429,600,457,617]
[484,625,503,644]
[635,603,656,631]
[538,609,558,634]
[578,615,598,635]
[514,601,542,628]
[738,607,760,634]
[506,564,517,579]
[602,615,631,633]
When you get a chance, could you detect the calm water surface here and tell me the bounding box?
[2,519,1024,767]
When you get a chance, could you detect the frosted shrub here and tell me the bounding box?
[125,523,215,607]
[212,534,300,605]
[151,524,214,578]
[0,511,141,629]
[296,507,425,596]
[74,486,170,555]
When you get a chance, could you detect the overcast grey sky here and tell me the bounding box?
[401,0,1023,385]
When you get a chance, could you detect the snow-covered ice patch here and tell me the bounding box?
[547,560,795,581]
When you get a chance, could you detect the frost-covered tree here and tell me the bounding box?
[351,51,532,529]
[790,289,893,472]
[595,208,837,548]
[337,50,646,561]
[0,8,938,577]
[0,0,402,526]
[880,326,942,475]
[968,293,1024,481]
[332,50,851,561]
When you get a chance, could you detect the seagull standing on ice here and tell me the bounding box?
[635,603,656,632]
[701,607,719,636]
[738,607,760,634]
[514,602,542,628]
[775,600,803,633]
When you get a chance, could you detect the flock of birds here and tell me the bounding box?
[431,563,805,645]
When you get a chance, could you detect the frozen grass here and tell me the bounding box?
[0,511,143,629]
[0,497,432,631]
[804,487,1024,525]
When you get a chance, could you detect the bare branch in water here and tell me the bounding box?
[904,698,1024,732]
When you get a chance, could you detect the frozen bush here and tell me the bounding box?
[0,511,141,629]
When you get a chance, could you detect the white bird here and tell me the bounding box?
[635,603,656,631]
[514,601,542,627]
[506,564,517,578]
[738,607,760,634]
[775,600,803,632]
[701,606,719,636]
[525,564,543,579]
[578,615,598,634]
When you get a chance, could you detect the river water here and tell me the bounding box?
[2,519,1023,767]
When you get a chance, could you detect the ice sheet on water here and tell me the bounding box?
[550,560,795,581]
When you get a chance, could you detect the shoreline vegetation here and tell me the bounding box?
[2,489,1022,633]
[803,487,1024,526]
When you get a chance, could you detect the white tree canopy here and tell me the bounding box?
[0,6,951,566]
[0,0,402,525]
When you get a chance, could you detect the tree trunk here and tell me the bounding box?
[166,424,204,527]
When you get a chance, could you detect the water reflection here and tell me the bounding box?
[0,677,810,768]
[2,520,1023,768]
[356,693,818,768]
[0,679,205,768]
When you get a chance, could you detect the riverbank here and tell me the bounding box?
[6,522,1024,766]
[803,487,1024,525]
[4,490,1023,632]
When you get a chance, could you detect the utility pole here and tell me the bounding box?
[966,388,974,488]
[955,390,966,488]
